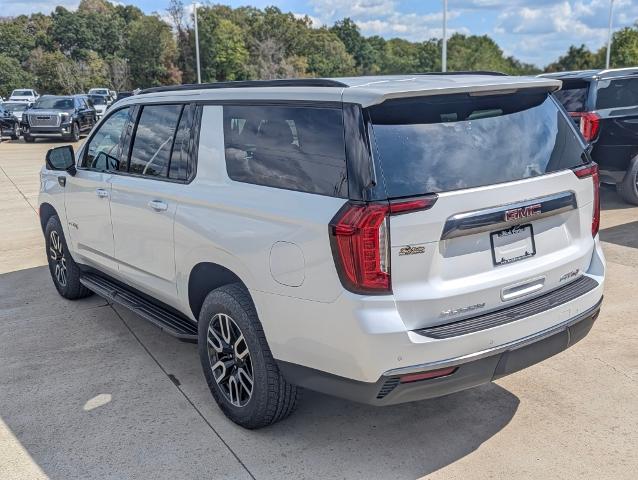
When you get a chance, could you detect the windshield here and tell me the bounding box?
[3,103,27,112]
[12,90,32,96]
[89,95,107,105]
[368,91,586,197]
[89,89,108,95]
[34,97,73,110]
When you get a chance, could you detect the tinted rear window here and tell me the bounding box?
[223,105,347,197]
[553,81,590,112]
[596,78,638,109]
[369,92,585,197]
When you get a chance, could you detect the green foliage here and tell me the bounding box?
[544,44,601,72]
[126,15,180,88]
[610,25,638,68]
[0,54,35,98]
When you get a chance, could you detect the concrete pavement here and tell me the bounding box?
[1,138,637,479]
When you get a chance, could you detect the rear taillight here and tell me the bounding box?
[574,163,600,237]
[330,196,437,294]
[569,112,600,142]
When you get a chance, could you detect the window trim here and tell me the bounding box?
[80,102,199,185]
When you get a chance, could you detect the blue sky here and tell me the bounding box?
[2,1,637,67]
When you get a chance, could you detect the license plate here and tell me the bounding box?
[490,224,536,266]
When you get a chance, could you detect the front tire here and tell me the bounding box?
[198,284,298,429]
[45,216,92,300]
[10,124,19,140]
[617,156,638,206]
[23,133,35,143]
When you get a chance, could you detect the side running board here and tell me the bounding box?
[80,272,198,342]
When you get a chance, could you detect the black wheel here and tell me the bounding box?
[67,122,80,142]
[10,123,19,140]
[617,156,638,206]
[24,133,35,143]
[45,216,92,300]
[198,284,298,429]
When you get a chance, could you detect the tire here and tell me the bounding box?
[10,124,19,140]
[44,216,92,300]
[616,156,638,206]
[24,133,35,143]
[198,284,298,429]
[67,122,80,142]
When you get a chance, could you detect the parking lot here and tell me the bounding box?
[0,138,637,479]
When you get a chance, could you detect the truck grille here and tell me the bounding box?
[29,114,60,127]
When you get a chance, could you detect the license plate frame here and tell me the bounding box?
[490,224,536,266]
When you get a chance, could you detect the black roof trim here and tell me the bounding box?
[416,70,508,76]
[139,78,349,95]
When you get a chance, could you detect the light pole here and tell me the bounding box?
[605,0,615,69]
[193,2,201,84]
[442,0,448,72]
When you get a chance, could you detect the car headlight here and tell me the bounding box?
[60,113,69,122]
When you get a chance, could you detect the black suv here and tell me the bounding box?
[541,68,638,204]
[0,104,21,140]
[22,95,96,143]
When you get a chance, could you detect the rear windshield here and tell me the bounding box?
[3,103,26,112]
[596,78,638,109]
[552,81,590,112]
[368,91,585,197]
[12,90,32,96]
[89,95,107,105]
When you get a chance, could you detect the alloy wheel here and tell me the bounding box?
[49,230,67,287]
[207,313,254,407]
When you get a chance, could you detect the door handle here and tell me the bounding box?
[95,188,109,198]
[148,200,168,212]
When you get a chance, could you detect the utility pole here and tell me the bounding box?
[442,0,448,72]
[194,2,201,84]
[605,0,615,69]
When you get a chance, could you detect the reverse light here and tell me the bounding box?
[330,196,437,294]
[569,112,600,142]
[574,163,600,237]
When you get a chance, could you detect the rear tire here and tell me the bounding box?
[198,284,298,429]
[616,156,638,206]
[45,216,92,300]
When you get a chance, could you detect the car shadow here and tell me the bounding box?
[600,184,634,211]
[599,221,638,249]
[0,266,520,479]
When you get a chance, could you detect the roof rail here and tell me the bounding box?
[597,67,638,76]
[138,78,349,95]
[416,70,508,76]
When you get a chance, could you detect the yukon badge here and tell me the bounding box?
[399,245,425,256]
[505,203,542,222]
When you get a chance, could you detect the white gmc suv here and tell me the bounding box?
[39,74,605,429]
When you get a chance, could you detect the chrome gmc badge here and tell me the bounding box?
[504,203,542,221]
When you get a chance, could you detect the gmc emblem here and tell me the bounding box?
[504,203,542,221]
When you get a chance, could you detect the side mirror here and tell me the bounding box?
[46,145,76,176]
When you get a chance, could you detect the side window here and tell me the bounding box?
[83,107,131,171]
[596,78,638,109]
[169,104,194,181]
[222,105,347,197]
[129,104,182,178]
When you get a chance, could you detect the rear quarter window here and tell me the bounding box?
[596,78,638,109]
[222,105,348,198]
[553,81,590,112]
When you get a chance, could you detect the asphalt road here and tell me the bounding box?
[1,138,637,480]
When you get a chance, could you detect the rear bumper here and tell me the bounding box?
[278,299,601,406]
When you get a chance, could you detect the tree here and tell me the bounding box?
[126,15,180,87]
[197,8,249,82]
[0,17,36,63]
[303,29,356,77]
[248,38,307,79]
[330,18,377,74]
[545,44,599,72]
[0,54,35,98]
[610,25,638,68]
